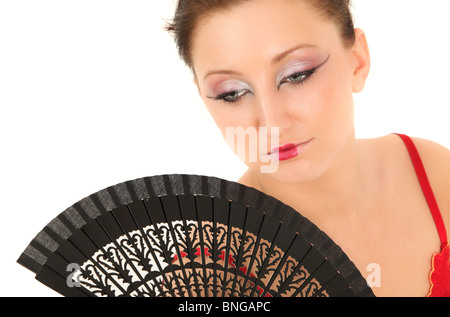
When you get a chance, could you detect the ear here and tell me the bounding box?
[351,28,371,93]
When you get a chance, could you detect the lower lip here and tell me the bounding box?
[278,146,299,161]
[272,140,312,161]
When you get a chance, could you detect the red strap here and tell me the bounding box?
[395,134,448,248]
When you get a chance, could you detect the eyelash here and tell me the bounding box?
[278,68,317,89]
[214,89,249,104]
[210,64,322,105]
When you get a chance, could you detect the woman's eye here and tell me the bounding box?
[278,55,330,88]
[287,72,308,82]
[215,89,249,103]
[281,70,314,86]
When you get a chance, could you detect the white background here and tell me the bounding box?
[1,0,449,297]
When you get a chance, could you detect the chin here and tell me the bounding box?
[253,157,326,186]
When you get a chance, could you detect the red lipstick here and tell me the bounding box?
[270,139,312,161]
[272,143,299,161]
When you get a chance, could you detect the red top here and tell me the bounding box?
[396,134,450,297]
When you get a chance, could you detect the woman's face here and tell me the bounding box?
[191,0,369,184]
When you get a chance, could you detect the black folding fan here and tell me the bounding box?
[17,174,374,297]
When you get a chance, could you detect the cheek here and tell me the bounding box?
[306,67,354,134]
[203,102,268,166]
[204,101,255,135]
[203,105,253,164]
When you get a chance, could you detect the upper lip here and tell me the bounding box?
[271,143,298,154]
[267,139,312,155]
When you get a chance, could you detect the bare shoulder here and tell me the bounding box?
[359,134,450,235]
[409,136,450,190]
[409,136,450,233]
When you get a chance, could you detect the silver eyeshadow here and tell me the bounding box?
[207,80,253,99]
[205,55,329,98]
[275,60,316,86]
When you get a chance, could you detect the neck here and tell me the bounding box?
[249,136,372,227]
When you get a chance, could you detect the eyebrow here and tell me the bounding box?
[271,44,318,66]
[203,69,242,82]
[203,44,318,81]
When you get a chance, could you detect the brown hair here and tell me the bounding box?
[166,0,356,68]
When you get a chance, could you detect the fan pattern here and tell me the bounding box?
[17,174,375,297]
[72,217,326,297]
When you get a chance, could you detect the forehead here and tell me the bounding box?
[191,0,339,73]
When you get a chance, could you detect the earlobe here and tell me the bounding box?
[351,28,371,93]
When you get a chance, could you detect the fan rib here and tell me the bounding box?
[17,248,44,274]
[29,239,52,259]
[274,244,313,297]
[248,221,282,297]
[210,196,218,297]
[18,174,375,297]
[132,200,176,297]
[312,271,350,297]
[192,195,211,297]
[110,205,164,296]
[290,256,329,297]
[220,199,233,297]
[235,210,266,297]
[124,202,170,297]
[78,224,134,296]
[143,198,187,297]
[158,196,194,297]
[48,241,116,297]
[259,226,299,297]
[36,263,92,297]
[93,215,148,296]
[229,204,251,297]
[59,227,130,296]
[175,195,204,297]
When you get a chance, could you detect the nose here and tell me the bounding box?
[255,89,293,135]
